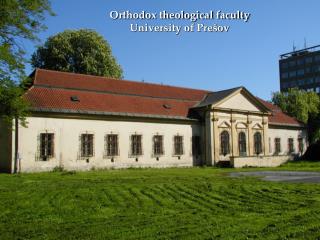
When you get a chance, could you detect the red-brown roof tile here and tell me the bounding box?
[258,98,304,127]
[24,87,197,119]
[33,68,209,101]
[25,69,305,126]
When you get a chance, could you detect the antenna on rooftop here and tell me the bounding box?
[304,38,307,49]
[293,41,296,52]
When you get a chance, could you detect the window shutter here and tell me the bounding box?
[160,136,163,155]
[130,135,134,155]
[81,134,84,157]
[90,134,94,156]
[181,136,184,155]
[139,135,142,155]
[50,134,54,157]
[40,133,45,157]
[115,135,119,156]
[104,135,107,157]
[152,136,155,156]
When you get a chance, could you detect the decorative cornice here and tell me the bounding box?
[211,107,271,116]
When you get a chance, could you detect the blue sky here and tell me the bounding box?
[22,0,320,100]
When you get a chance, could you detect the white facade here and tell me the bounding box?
[0,75,308,173]
[13,116,202,172]
[267,126,307,156]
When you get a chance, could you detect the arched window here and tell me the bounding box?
[254,132,262,155]
[220,131,230,156]
[238,132,246,156]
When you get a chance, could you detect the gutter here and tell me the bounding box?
[13,118,19,174]
[269,122,305,128]
[31,107,200,122]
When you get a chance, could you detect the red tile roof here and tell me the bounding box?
[258,98,304,127]
[24,69,304,126]
[25,87,197,119]
[33,68,209,101]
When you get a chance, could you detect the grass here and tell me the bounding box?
[0,162,320,239]
[279,160,320,171]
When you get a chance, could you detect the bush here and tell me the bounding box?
[61,170,76,175]
[52,166,64,172]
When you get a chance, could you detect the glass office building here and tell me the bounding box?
[279,45,320,94]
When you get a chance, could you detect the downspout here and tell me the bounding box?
[230,111,234,157]
[14,117,19,174]
[205,108,209,166]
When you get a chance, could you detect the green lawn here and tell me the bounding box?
[1,162,320,239]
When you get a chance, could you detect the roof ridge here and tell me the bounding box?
[212,86,243,93]
[36,68,210,93]
[31,85,201,103]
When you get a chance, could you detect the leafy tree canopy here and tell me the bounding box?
[31,29,123,78]
[0,0,53,126]
[272,88,320,124]
[0,78,29,127]
[0,0,54,79]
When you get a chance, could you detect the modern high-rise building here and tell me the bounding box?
[279,44,320,93]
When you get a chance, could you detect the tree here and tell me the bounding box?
[272,88,320,124]
[0,0,54,79]
[272,88,320,144]
[0,78,29,127]
[31,29,123,78]
[0,0,53,126]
